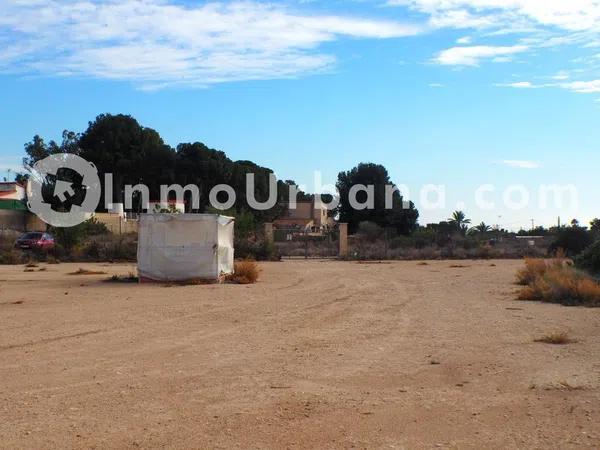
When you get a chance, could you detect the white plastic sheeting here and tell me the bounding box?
[137,214,234,282]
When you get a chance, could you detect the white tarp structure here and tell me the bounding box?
[137,214,234,282]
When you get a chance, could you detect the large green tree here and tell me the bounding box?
[78,114,173,207]
[335,162,418,234]
[20,113,355,226]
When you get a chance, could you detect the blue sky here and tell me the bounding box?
[1,0,599,229]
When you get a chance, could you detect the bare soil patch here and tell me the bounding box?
[1,260,599,448]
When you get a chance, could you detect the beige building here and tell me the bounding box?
[274,199,331,232]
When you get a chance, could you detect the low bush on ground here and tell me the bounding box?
[575,240,600,275]
[516,258,562,286]
[549,226,593,256]
[516,257,600,306]
[236,238,279,261]
[0,248,22,264]
[49,218,109,251]
[226,260,260,284]
[534,331,577,345]
[105,272,139,283]
[0,233,24,265]
[71,234,137,262]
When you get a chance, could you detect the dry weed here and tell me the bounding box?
[534,331,577,345]
[516,256,600,306]
[226,260,260,285]
[68,268,107,276]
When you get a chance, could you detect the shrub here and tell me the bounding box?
[0,234,23,265]
[49,217,109,250]
[102,236,137,261]
[235,238,278,261]
[517,262,600,307]
[227,260,260,284]
[549,227,593,256]
[105,273,138,283]
[0,248,22,264]
[516,258,553,285]
[575,240,600,275]
[534,331,576,345]
[356,221,384,241]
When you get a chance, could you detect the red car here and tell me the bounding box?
[15,232,55,251]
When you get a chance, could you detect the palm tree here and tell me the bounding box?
[474,222,491,233]
[448,210,471,230]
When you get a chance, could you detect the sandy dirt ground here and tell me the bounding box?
[1,259,599,449]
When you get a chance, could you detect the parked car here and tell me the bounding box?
[14,232,55,251]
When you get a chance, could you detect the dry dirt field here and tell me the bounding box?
[1,260,599,449]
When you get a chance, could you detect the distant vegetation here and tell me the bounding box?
[516,255,600,307]
[336,162,418,235]
[6,112,600,264]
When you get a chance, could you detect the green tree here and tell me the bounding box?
[335,162,418,234]
[448,211,471,234]
[549,227,593,256]
[79,114,172,208]
[471,222,491,234]
[22,131,85,211]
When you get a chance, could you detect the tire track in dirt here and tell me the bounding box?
[0,328,107,351]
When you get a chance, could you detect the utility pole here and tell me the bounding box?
[531,219,535,231]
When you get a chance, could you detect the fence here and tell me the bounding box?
[269,223,347,259]
[93,213,138,234]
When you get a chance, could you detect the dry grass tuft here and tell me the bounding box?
[516,258,554,285]
[417,262,429,266]
[534,331,577,345]
[226,260,260,285]
[516,255,600,307]
[449,264,469,268]
[105,273,138,283]
[68,268,107,276]
[24,262,39,268]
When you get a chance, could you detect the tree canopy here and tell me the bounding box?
[21,113,314,223]
[335,162,419,234]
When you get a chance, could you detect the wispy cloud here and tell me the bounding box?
[0,0,421,89]
[561,79,600,93]
[499,78,600,94]
[500,160,541,169]
[389,0,600,101]
[388,1,600,32]
[434,45,528,66]
[497,81,536,88]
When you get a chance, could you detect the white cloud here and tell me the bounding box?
[499,78,600,95]
[503,81,535,88]
[435,45,528,66]
[551,71,570,80]
[560,79,600,93]
[456,36,472,44]
[500,160,541,169]
[428,83,444,87]
[0,0,421,89]
[388,1,600,32]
